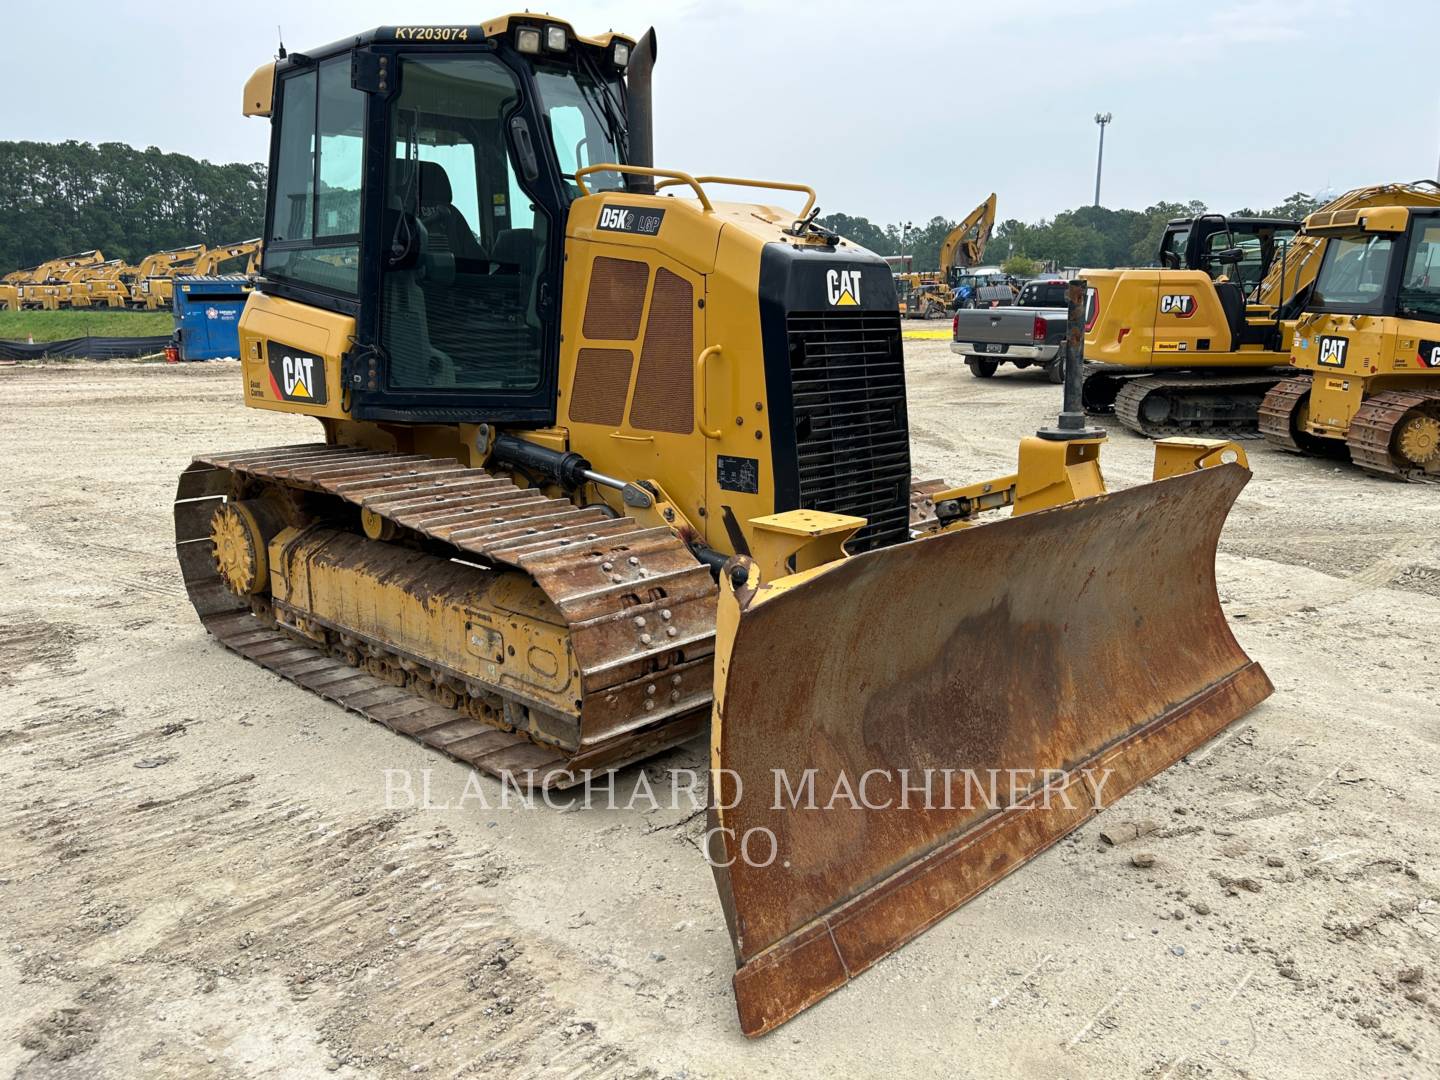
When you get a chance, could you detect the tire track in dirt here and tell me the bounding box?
[0,698,655,1079]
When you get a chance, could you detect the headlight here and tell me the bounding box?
[516,27,540,54]
[612,41,630,66]
[544,25,567,52]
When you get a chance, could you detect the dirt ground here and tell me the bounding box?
[1,349,1437,1079]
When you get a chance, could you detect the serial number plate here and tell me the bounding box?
[392,26,473,41]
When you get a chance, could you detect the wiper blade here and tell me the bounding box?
[575,52,627,162]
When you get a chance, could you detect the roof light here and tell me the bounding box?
[516,27,541,54]
[545,25,567,51]
[612,40,631,66]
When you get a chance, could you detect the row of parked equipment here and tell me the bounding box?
[946,181,1440,482]
[0,240,261,313]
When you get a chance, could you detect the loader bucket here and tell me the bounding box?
[708,462,1271,1037]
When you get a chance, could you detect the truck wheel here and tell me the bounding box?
[1047,353,1066,384]
[967,358,999,379]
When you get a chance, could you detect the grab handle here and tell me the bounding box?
[697,344,723,440]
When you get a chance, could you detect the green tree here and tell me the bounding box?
[817,212,891,255]
[0,140,266,274]
[1001,254,1043,278]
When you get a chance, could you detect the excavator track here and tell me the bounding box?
[175,443,719,789]
[1346,389,1440,482]
[1112,372,1290,438]
[175,444,953,788]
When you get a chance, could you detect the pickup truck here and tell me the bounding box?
[951,277,1069,381]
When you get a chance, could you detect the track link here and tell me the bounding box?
[1111,373,1290,438]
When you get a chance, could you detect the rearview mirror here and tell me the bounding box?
[1210,246,1245,263]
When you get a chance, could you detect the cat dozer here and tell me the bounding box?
[176,16,1271,1036]
[1260,201,1440,480]
[1083,182,1440,437]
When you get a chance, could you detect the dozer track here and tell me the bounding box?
[1346,389,1440,482]
[174,443,719,789]
[175,443,954,788]
[1262,381,1440,480]
[1256,377,1313,452]
[1111,372,1290,438]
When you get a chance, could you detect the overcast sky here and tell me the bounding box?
[4,0,1435,225]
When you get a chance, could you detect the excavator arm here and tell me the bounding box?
[938,193,997,278]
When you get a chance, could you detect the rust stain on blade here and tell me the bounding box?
[709,463,1273,1037]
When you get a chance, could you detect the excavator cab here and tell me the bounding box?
[1157,214,1298,296]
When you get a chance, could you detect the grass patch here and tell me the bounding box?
[0,309,173,341]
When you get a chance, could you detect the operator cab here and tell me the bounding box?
[253,18,638,423]
[1158,215,1298,297]
[1308,208,1440,321]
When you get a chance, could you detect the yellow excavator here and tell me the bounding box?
[1083,182,1440,436]
[68,260,132,309]
[904,194,997,318]
[1260,202,1440,479]
[175,15,1270,1037]
[11,250,106,311]
[128,244,206,309]
[190,239,263,277]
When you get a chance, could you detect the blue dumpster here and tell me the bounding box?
[171,275,250,360]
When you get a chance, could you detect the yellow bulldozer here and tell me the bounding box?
[175,15,1271,1037]
[1082,182,1440,437]
[1259,201,1440,480]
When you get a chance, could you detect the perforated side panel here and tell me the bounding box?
[582,257,650,341]
[628,268,694,434]
[568,348,634,427]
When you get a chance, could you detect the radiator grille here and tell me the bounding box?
[785,310,910,552]
[628,268,695,434]
[568,347,634,426]
[582,257,650,341]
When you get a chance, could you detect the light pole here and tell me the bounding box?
[1093,112,1112,207]
[901,220,914,267]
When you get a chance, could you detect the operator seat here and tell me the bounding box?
[417,161,487,263]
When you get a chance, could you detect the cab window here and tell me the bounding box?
[1311,234,1395,313]
[264,58,365,294]
[1399,220,1440,319]
[380,55,549,392]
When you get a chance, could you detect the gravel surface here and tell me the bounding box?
[1,352,1437,1079]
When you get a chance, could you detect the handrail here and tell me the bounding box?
[654,175,817,219]
[573,164,713,212]
[696,344,723,440]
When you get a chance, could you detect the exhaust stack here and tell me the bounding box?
[624,28,657,194]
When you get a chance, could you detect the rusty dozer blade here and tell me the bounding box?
[708,462,1272,1037]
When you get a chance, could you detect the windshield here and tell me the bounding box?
[1207,224,1297,292]
[1311,233,1395,313]
[534,60,627,198]
[1399,219,1440,320]
[1019,282,1067,306]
